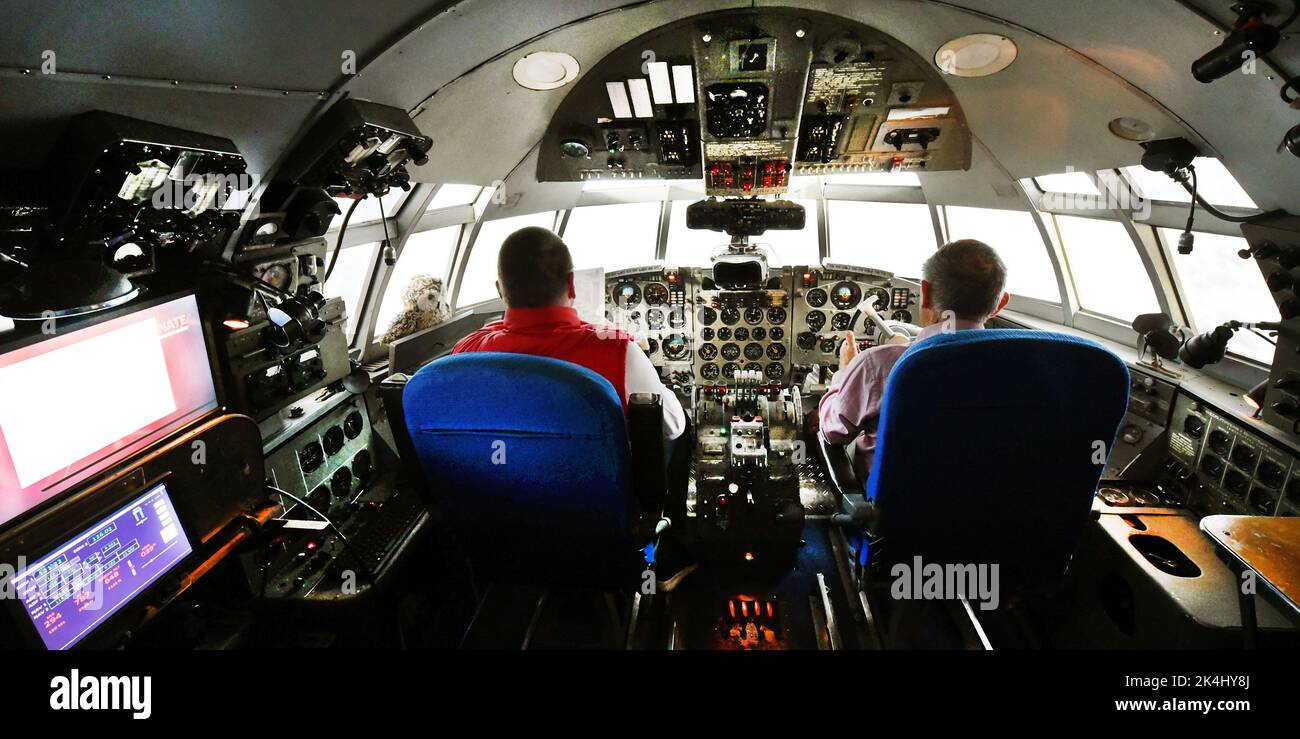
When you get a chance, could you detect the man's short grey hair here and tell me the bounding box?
[921,239,1008,320]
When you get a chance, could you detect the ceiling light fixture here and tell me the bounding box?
[1108,116,1156,142]
[934,34,1017,77]
[512,51,580,91]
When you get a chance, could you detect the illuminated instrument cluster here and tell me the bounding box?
[791,266,917,367]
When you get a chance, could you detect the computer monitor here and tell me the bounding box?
[10,482,193,650]
[0,293,218,528]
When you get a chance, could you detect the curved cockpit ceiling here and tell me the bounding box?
[0,0,1298,215]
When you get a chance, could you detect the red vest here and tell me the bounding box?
[452,306,632,405]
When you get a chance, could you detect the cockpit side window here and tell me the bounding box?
[375,225,462,342]
[1054,215,1160,322]
[1158,228,1278,364]
[322,242,380,341]
[1124,158,1256,209]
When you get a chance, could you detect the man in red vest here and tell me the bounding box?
[453,226,685,439]
[453,226,695,589]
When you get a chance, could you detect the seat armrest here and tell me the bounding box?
[818,434,860,498]
[627,392,667,517]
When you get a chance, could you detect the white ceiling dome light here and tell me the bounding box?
[934,34,1018,77]
[512,52,580,90]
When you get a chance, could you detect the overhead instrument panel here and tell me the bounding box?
[538,8,970,186]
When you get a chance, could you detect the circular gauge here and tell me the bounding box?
[767,343,787,360]
[769,327,785,341]
[662,334,689,360]
[700,363,721,381]
[1131,488,1161,506]
[891,309,913,323]
[720,307,741,325]
[734,327,750,342]
[323,426,345,456]
[765,363,785,381]
[744,342,765,361]
[612,281,640,308]
[259,263,293,291]
[308,485,331,511]
[831,312,852,331]
[767,306,787,324]
[751,327,767,341]
[830,281,861,309]
[1097,487,1131,506]
[644,283,669,306]
[722,362,740,379]
[698,343,718,361]
[667,308,686,329]
[352,449,372,481]
[744,307,764,325]
[697,306,718,325]
[866,287,890,312]
[343,410,364,439]
[701,327,715,341]
[806,310,826,332]
[646,338,659,354]
[745,362,763,373]
[806,288,828,308]
[330,467,353,499]
[560,139,591,158]
[721,343,741,361]
[299,441,324,473]
[717,327,732,341]
[646,309,665,330]
[797,332,818,350]
[628,311,641,324]
[820,338,837,353]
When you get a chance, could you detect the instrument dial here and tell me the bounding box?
[751,327,766,341]
[697,306,718,326]
[766,343,786,360]
[744,307,764,325]
[745,362,763,373]
[667,308,687,329]
[344,410,364,439]
[769,327,784,341]
[805,310,826,331]
[744,342,764,361]
[765,363,785,381]
[612,281,640,308]
[644,283,669,306]
[720,307,741,325]
[820,338,837,353]
[797,332,818,350]
[700,363,721,381]
[646,338,659,354]
[646,309,665,330]
[717,327,732,341]
[734,327,750,342]
[721,343,741,361]
[700,327,715,341]
[323,425,345,456]
[259,263,293,291]
[767,306,787,324]
[722,362,740,379]
[891,309,913,323]
[330,467,353,499]
[866,287,890,312]
[806,288,828,307]
[662,334,689,360]
[698,343,718,361]
[830,281,861,310]
[831,312,852,331]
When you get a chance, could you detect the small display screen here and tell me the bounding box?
[0,294,217,528]
[11,483,192,650]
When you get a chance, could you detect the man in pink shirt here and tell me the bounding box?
[819,239,1011,479]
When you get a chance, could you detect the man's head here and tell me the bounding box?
[495,226,574,308]
[919,239,1010,325]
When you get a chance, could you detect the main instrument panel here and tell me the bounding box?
[605,264,918,388]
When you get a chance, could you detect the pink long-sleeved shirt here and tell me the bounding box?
[818,319,985,478]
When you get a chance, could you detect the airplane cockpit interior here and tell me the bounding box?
[5,2,1300,703]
